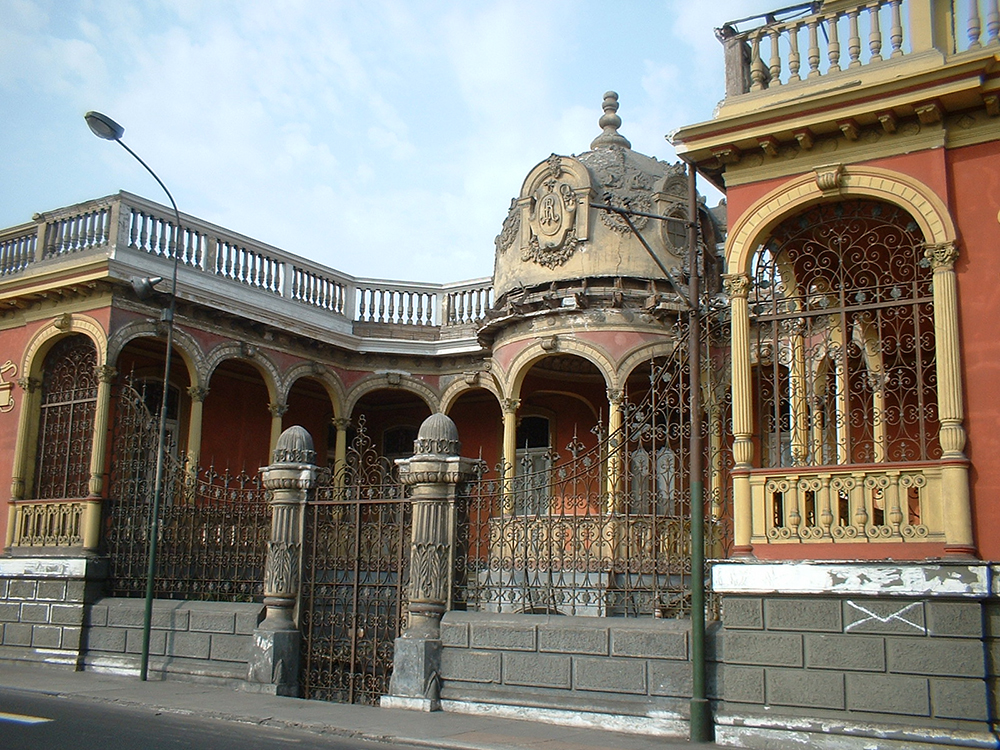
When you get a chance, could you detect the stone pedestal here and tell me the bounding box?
[245,426,315,697]
[381,413,476,711]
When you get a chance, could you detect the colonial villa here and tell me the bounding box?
[2,2,1000,748]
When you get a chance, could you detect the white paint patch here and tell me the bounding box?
[844,600,925,633]
[0,711,52,725]
[0,557,88,578]
[712,562,991,598]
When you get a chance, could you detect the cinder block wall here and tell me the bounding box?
[0,557,105,667]
[439,610,719,733]
[717,594,993,742]
[83,597,263,685]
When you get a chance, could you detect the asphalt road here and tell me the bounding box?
[0,687,404,750]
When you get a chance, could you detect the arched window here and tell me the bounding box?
[34,335,98,499]
[750,199,938,468]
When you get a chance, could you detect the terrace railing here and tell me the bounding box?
[719,0,999,98]
[0,191,493,336]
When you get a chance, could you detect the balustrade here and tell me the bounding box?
[0,191,493,336]
[0,225,36,277]
[749,463,943,544]
[721,0,1000,97]
[10,500,85,547]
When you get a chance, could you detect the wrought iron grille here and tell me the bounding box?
[35,335,98,499]
[106,381,270,601]
[455,311,733,620]
[750,199,938,468]
[299,416,411,705]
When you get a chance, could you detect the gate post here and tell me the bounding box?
[383,413,476,711]
[246,425,315,696]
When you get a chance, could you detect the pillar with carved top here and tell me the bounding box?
[81,364,116,550]
[606,389,624,512]
[6,376,41,551]
[332,416,350,486]
[500,397,519,514]
[185,384,208,479]
[246,425,316,696]
[268,401,288,453]
[384,413,477,711]
[725,273,754,556]
[925,242,974,556]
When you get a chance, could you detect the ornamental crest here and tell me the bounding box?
[521,154,589,268]
[586,148,656,234]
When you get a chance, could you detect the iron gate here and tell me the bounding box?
[298,417,411,705]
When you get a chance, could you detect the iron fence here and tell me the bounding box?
[105,381,270,601]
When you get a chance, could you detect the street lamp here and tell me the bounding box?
[86,111,182,682]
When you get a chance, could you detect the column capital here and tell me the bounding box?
[923,241,959,270]
[501,397,520,415]
[723,273,752,298]
[95,365,118,384]
[268,401,289,418]
[187,384,209,402]
[16,376,41,393]
[606,389,624,406]
[332,416,351,431]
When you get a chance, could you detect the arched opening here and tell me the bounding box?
[202,359,272,472]
[749,198,938,468]
[33,334,98,499]
[285,375,334,466]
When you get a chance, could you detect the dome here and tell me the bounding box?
[413,412,461,456]
[271,425,317,464]
[492,92,689,306]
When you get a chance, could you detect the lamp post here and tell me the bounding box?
[85,111,182,682]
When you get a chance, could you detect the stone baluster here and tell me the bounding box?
[246,425,317,696]
[969,0,983,48]
[889,0,904,56]
[750,33,767,91]
[768,28,782,85]
[869,4,884,61]
[384,413,477,711]
[807,18,822,77]
[848,10,862,67]
[987,0,1000,45]
[788,23,802,82]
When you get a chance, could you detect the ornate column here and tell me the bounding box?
[725,273,754,556]
[246,425,316,696]
[6,376,41,551]
[606,389,624,512]
[925,242,974,556]
[268,401,288,453]
[185,384,208,477]
[500,397,519,514]
[82,364,117,550]
[332,416,350,486]
[384,413,477,711]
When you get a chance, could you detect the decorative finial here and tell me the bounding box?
[590,91,631,150]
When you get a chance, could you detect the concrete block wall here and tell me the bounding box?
[83,597,263,685]
[439,610,717,734]
[717,593,994,745]
[0,557,105,667]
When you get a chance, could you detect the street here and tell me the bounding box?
[0,688,405,750]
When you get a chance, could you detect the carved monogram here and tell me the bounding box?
[523,154,584,268]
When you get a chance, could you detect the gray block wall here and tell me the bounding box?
[439,610,719,725]
[83,597,263,685]
[718,594,993,735]
[0,557,105,667]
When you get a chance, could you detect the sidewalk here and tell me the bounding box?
[0,661,709,749]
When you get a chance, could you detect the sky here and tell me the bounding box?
[1,0,777,284]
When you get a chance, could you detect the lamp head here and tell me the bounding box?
[131,276,163,301]
[85,111,125,141]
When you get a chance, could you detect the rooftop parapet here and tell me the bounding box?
[0,191,492,354]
